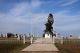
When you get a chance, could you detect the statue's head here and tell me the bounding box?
[49,13,53,18]
[48,13,54,24]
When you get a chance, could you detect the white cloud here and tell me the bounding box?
[58,0,78,6]
[0,0,80,35]
[0,0,48,34]
[0,0,43,33]
[54,10,80,34]
[9,0,42,16]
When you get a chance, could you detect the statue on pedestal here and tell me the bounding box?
[43,13,54,38]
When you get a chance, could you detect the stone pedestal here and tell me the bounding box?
[45,33,51,38]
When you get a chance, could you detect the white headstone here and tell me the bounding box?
[17,34,20,40]
[23,36,25,44]
[52,36,55,43]
[3,34,5,37]
[5,33,7,38]
[30,36,33,44]
[61,36,63,44]
[56,33,58,38]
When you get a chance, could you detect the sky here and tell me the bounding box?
[0,0,80,37]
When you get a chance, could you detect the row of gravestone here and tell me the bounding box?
[0,33,39,38]
[0,33,35,44]
[0,33,64,44]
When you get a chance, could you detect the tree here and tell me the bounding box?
[7,33,15,38]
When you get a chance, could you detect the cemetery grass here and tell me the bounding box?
[55,39,80,53]
[0,40,31,53]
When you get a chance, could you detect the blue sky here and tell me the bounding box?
[0,0,80,37]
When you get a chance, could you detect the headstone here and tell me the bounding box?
[5,33,7,38]
[17,34,20,40]
[61,36,63,44]
[23,35,25,44]
[30,36,33,44]
[52,36,55,43]
[1,34,3,37]
[37,35,39,37]
[55,33,58,38]
[3,34,5,37]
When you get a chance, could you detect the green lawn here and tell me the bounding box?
[55,39,80,53]
[0,40,30,53]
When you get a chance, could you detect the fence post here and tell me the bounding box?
[23,35,25,44]
[61,36,63,44]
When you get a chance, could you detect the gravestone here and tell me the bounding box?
[17,34,20,40]
[61,36,63,44]
[1,34,3,37]
[30,36,33,44]
[5,33,7,38]
[23,35,25,44]
[52,36,55,43]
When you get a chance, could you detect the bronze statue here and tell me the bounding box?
[43,13,54,37]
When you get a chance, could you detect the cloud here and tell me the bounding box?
[0,0,44,34]
[58,0,78,6]
[9,0,42,16]
[54,10,80,35]
[0,0,80,36]
[0,0,49,35]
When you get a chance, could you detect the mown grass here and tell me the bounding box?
[55,39,80,53]
[0,40,30,53]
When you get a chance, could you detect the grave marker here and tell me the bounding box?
[61,36,63,44]
[30,36,33,44]
[23,35,25,44]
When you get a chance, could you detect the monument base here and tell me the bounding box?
[44,33,52,38]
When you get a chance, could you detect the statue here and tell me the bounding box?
[43,13,54,38]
